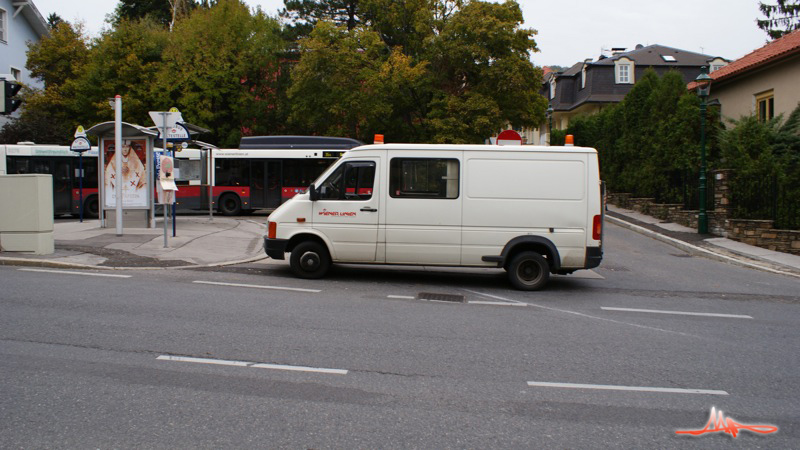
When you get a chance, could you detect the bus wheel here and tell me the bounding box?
[84,195,99,218]
[218,194,242,216]
[290,241,331,279]
[507,251,550,291]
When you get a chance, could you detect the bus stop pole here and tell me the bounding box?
[78,152,83,223]
[114,95,123,236]
[161,113,169,247]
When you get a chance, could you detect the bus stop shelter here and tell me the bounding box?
[86,122,158,229]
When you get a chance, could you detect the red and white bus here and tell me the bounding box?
[168,135,363,215]
[1,136,362,217]
[0,143,101,217]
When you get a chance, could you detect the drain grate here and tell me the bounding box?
[417,292,466,303]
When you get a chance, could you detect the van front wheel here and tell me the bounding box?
[290,241,331,279]
[508,251,550,291]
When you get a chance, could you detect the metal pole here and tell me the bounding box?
[114,95,123,236]
[78,152,84,223]
[698,95,708,234]
[161,113,169,245]
[172,144,176,237]
[208,147,214,220]
[164,200,169,248]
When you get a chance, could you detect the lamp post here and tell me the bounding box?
[694,66,712,234]
[546,104,553,146]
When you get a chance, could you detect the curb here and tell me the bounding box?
[607,215,800,279]
[0,254,269,271]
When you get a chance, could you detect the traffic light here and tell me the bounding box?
[1,79,23,115]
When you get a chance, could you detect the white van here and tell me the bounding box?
[264,144,603,290]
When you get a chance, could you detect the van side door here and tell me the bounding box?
[384,153,463,265]
[312,158,380,262]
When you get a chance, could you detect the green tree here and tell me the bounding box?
[757,0,800,39]
[427,0,545,142]
[288,0,545,144]
[156,0,285,146]
[112,0,200,30]
[281,0,361,40]
[72,18,170,127]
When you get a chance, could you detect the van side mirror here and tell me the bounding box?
[309,183,319,201]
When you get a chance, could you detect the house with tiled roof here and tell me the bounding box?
[688,29,800,122]
[518,44,726,145]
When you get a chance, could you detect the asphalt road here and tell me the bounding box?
[2,222,798,448]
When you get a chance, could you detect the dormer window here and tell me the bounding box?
[549,78,556,99]
[581,65,587,89]
[614,57,634,84]
[708,57,728,73]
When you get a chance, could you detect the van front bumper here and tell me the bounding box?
[264,237,288,260]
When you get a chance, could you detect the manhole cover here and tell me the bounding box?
[417,292,466,303]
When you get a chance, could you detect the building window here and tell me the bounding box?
[614,58,634,84]
[10,67,21,81]
[581,66,587,89]
[708,57,728,73]
[756,90,774,122]
[0,8,7,43]
[549,79,556,99]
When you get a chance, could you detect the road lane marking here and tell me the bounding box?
[601,307,753,319]
[157,355,347,375]
[193,280,321,293]
[157,355,250,366]
[526,381,728,395]
[463,289,526,304]
[468,301,527,307]
[387,295,415,299]
[250,363,348,375]
[18,268,132,278]
[465,290,699,338]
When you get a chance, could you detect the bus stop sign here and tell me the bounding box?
[70,136,91,153]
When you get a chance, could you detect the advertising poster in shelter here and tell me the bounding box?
[104,139,148,208]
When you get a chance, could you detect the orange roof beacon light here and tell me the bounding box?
[565,134,574,146]
[374,134,384,144]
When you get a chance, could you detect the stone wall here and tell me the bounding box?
[728,219,800,255]
[606,169,799,255]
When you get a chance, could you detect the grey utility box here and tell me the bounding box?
[0,174,55,254]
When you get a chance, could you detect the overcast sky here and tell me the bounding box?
[33,0,769,67]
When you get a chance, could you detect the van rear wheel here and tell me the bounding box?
[290,241,331,279]
[508,251,550,291]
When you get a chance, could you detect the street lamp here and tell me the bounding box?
[694,66,713,234]
[546,104,553,146]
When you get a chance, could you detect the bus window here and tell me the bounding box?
[175,158,202,184]
[215,159,250,187]
[283,159,331,188]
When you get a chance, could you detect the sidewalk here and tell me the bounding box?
[606,205,800,278]
[0,215,270,270]
[1,209,799,277]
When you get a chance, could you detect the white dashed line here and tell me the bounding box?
[601,307,753,319]
[157,355,347,375]
[18,268,132,278]
[527,381,728,395]
[467,301,526,307]
[193,280,320,293]
[387,295,415,299]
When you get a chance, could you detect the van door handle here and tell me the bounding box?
[360,207,378,212]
